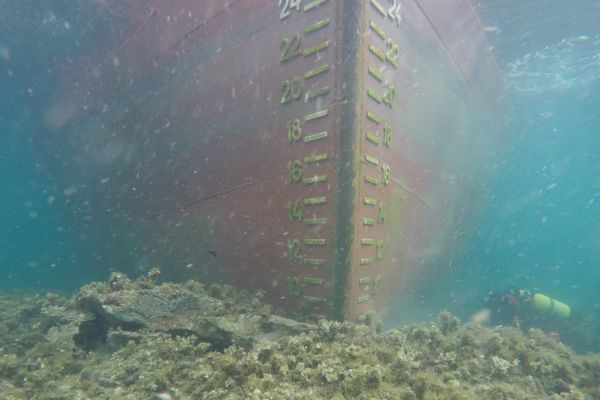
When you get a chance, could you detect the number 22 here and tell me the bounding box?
[387,0,402,25]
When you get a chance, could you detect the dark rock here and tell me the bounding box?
[73,317,109,352]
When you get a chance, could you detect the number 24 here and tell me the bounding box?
[279,0,302,20]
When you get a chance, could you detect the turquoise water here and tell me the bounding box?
[389,2,600,352]
[1,0,599,350]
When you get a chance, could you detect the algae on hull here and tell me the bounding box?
[0,272,599,399]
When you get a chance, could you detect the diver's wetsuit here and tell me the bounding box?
[487,290,524,327]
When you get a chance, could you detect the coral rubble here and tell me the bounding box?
[0,273,599,399]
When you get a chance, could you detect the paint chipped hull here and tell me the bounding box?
[40,0,505,321]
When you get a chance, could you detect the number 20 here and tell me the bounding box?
[279,0,302,20]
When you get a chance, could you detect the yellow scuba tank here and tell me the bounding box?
[531,293,571,319]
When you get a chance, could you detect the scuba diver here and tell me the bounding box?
[486,287,571,330]
[485,287,599,352]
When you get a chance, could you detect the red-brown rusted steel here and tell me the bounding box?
[39,0,505,322]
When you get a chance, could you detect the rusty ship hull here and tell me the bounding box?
[39,0,505,322]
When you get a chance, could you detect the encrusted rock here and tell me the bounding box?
[1,275,599,399]
[73,272,316,353]
[108,271,131,291]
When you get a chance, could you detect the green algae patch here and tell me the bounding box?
[0,275,599,399]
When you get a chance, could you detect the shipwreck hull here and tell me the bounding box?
[40,0,505,322]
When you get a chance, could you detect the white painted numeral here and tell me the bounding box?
[279,0,302,20]
[387,0,402,25]
[290,0,302,11]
